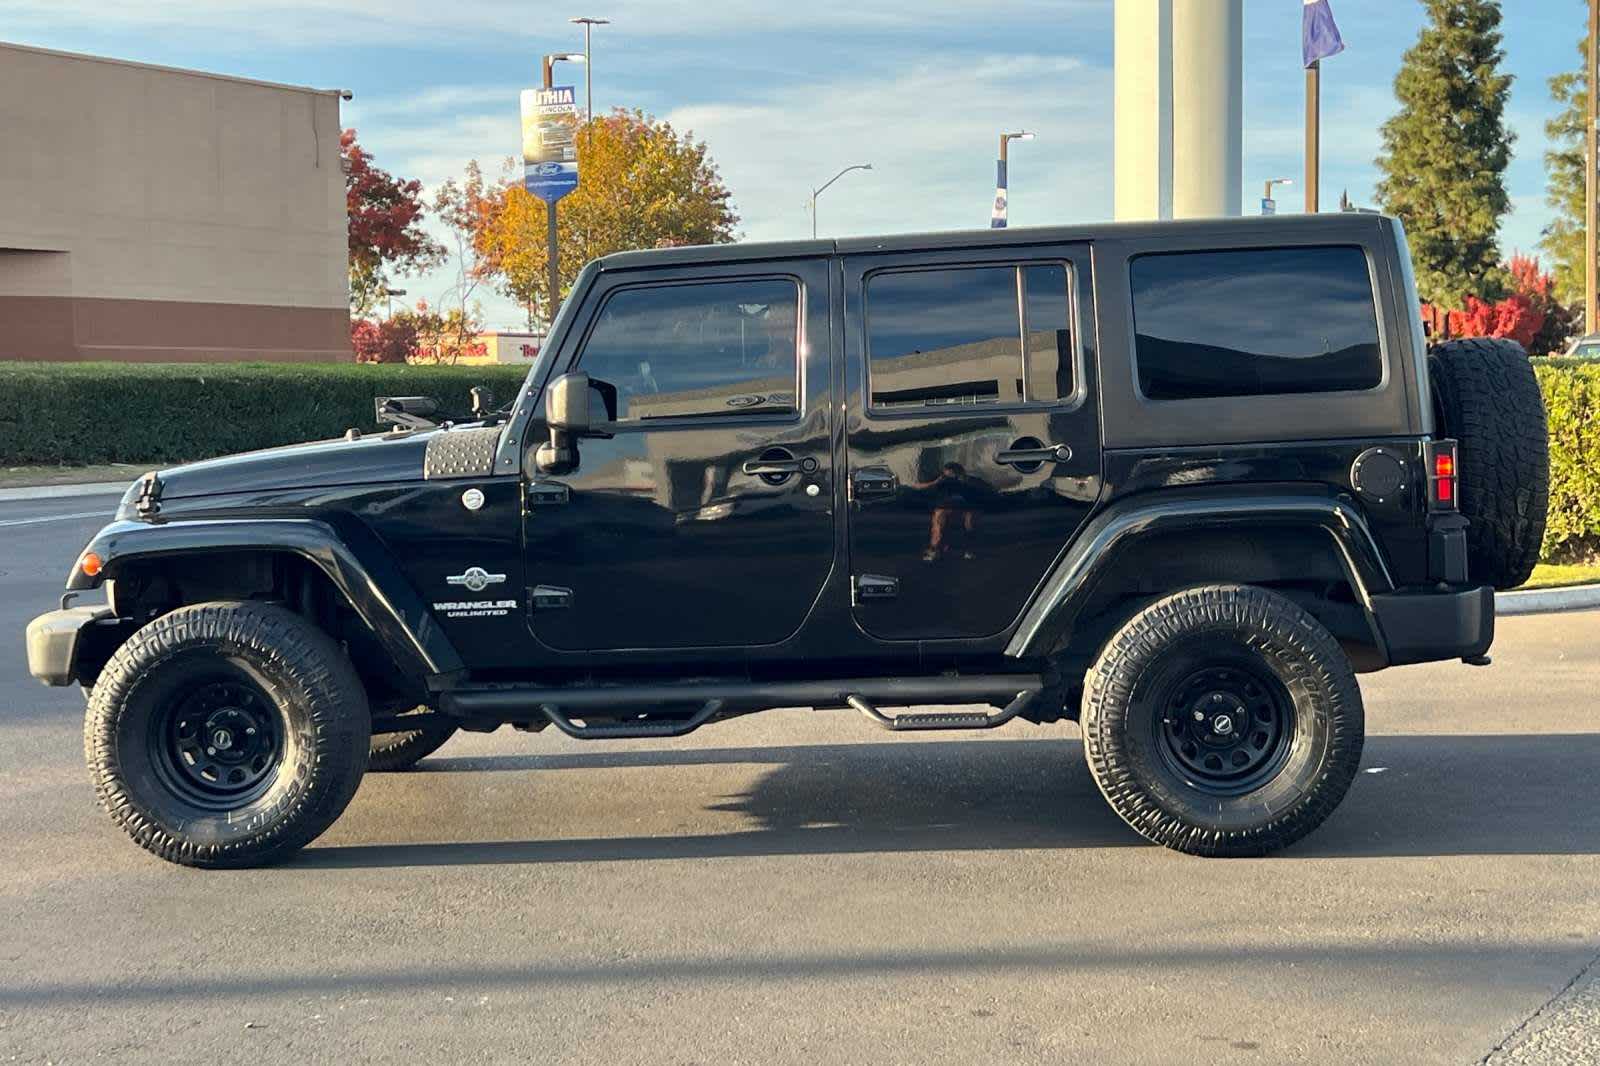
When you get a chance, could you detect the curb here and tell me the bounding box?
[0,481,129,503]
[1495,584,1600,616]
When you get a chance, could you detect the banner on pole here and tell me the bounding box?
[990,159,1008,229]
[1302,0,1345,68]
[521,86,580,204]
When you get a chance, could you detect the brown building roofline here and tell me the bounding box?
[0,39,350,99]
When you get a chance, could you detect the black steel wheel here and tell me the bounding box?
[84,601,369,869]
[1154,662,1295,797]
[151,676,284,807]
[1082,584,1364,857]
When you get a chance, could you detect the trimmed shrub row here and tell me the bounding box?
[0,362,533,466]
[2,360,1596,563]
[1536,362,1600,563]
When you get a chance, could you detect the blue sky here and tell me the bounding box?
[2,0,1585,328]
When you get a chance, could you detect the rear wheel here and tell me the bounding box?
[1427,338,1549,589]
[84,601,369,868]
[1081,585,1364,857]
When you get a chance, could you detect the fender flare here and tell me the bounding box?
[1005,489,1396,659]
[67,517,464,682]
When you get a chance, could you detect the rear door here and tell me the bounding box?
[842,245,1101,641]
[523,259,835,651]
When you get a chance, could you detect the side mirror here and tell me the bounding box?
[536,372,613,474]
[545,372,594,434]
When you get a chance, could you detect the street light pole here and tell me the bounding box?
[810,163,872,239]
[1261,177,1293,216]
[994,131,1033,229]
[542,51,583,326]
[1305,60,1320,213]
[569,17,610,125]
[569,18,609,266]
[1587,0,1597,334]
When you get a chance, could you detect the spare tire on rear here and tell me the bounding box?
[1426,338,1549,589]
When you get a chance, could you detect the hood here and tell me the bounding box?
[155,429,437,500]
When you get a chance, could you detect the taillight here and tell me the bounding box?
[1425,440,1458,511]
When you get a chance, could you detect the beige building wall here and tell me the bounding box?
[0,42,350,361]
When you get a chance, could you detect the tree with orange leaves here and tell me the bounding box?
[447,109,739,328]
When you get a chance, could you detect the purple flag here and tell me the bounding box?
[1303,0,1345,68]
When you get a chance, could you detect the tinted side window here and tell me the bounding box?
[1130,246,1383,401]
[866,264,1074,410]
[577,279,799,420]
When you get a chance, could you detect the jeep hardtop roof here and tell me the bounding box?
[594,211,1400,271]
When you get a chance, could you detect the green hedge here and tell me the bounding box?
[1537,363,1600,563]
[0,362,533,466]
[3,361,1598,564]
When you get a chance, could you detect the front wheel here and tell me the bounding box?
[1081,585,1364,857]
[83,601,370,868]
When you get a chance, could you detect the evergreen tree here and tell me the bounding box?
[1375,0,1515,308]
[1541,25,1590,308]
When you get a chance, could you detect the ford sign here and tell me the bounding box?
[535,162,562,176]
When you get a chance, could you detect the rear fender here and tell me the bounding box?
[1005,489,1396,660]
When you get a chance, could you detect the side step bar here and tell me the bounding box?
[845,690,1035,732]
[440,674,1044,740]
[538,700,724,740]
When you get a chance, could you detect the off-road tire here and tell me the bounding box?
[1427,338,1549,589]
[368,709,456,772]
[1081,585,1364,857]
[84,601,370,869]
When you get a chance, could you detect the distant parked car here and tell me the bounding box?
[1563,333,1600,359]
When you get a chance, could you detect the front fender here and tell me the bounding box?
[1005,488,1396,659]
[67,517,463,682]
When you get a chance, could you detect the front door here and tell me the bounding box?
[843,246,1101,641]
[524,260,834,652]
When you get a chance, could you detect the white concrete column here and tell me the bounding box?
[1115,0,1242,221]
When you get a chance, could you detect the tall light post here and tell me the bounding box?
[569,17,609,265]
[568,17,610,125]
[1586,0,1597,334]
[993,131,1033,229]
[1261,177,1293,216]
[383,287,406,320]
[810,163,872,239]
[542,51,584,324]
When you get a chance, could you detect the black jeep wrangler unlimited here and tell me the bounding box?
[27,213,1548,868]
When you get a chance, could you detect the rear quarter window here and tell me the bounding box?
[1130,245,1383,401]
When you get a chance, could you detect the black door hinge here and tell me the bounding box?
[527,482,570,507]
[531,585,573,609]
[853,574,899,603]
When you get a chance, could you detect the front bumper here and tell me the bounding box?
[25,605,115,686]
[1370,585,1494,666]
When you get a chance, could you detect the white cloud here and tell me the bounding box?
[668,52,1112,242]
[4,0,1105,47]
[360,48,1112,327]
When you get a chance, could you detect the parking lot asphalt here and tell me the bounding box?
[1,492,1597,1065]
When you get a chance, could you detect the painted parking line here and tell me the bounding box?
[0,510,111,528]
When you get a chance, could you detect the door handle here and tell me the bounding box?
[743,447,817,485]
[742,458,805,476]
[996,443,1072,466]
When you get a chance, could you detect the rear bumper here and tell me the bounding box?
[25,606,113,686]
[1370,585,1494,666]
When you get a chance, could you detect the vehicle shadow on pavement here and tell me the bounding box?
[298,733,1600,869]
